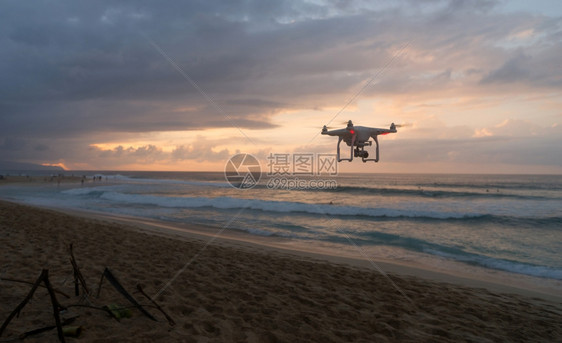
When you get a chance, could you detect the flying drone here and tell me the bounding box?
[322,120,397,163]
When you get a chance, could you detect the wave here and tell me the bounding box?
[425,249,562,280]
[322,185,553,200]
[61,188,562,225]
[227,226,562,280]
[351,231,562,280]
[98,191,482,219]
[413,180,562,191]
[97,174,231,188]
[54,186,562,280]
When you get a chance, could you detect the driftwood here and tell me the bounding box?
[0,269,66,343]
[0,277,70,298]
[18,324,58,340]
[0,244,173,341]
[137,284,175,326]
[69,243,89,296]
[96,269,106,298]
[44,270,65,342]
[16,317,77,340]
[97,268,156,321]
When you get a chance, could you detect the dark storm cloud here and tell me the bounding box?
[481,53,531,83]
[0,1,284,135]
[481,42,562,87]
[0,137,27,151]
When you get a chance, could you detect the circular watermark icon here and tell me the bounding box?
[224,153,261,189]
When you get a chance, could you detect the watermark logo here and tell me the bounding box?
[266,153,338,190]
[266,177,337,190]
[267,153,338,176]
[224,153,261,189]
[225,152,338,190]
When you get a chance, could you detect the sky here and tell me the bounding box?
[1,0,561,174]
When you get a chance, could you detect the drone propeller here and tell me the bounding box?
[389,123,412,128]
[321,121,353,130]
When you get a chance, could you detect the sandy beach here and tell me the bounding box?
[0,200,560,342]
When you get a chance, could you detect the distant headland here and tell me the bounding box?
[0,161,65,173]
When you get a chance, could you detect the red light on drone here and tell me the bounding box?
[349,129,355,135]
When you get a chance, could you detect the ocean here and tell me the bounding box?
[1,172,561,287]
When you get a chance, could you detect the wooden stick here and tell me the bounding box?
[73,269,79,296]
[102,268,156,321]
[0,270,66,342]
[42,270,65,343]
[69,244,89,295]
[96,271,106,298]
[0,277,70,298]
[0,270,45,337]
[18,315,76,339]
[19,324,57,339]
[70,243,79,296]
[137,284,175,326]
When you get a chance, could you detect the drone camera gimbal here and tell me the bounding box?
[336,135,380,163]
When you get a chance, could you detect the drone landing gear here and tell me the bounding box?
[336,136,354,162]
[336,136,380,163]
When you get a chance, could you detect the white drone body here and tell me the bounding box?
[321,120,397,162]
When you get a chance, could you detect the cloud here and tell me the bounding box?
[386,135,562,167]
[0,0,561,171]
[171,137,231,162]
[97,145,165,163]
[386,119,562,167]
[481,44,562,88]
[472,118,549,138]
[0,137,28,151]
[82,136,232,169]
[481,52,531,84]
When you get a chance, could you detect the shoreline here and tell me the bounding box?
[2,175,560,297]
[66,206,562,301]
[5,198,562,302]
[1,199,561,342]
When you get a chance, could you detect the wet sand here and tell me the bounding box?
[0,200,560,342]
